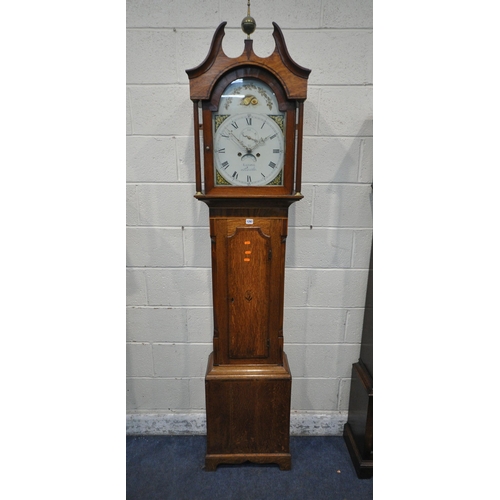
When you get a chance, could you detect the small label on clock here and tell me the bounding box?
[246,219,254,225]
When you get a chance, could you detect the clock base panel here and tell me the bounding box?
[205,453,291,471]
[204,352,292,471]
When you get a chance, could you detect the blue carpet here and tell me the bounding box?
[127,436,372,500]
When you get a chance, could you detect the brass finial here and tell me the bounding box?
[241,0,256,39]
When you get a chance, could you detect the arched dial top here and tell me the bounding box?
[213,78,285,187]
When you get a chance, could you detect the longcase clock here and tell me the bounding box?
[186,6,310,471]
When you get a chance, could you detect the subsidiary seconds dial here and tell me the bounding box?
[214,113,285,186]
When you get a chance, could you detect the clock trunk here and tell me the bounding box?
[210,216,287,366]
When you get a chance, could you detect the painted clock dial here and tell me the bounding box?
[213,78,285,187]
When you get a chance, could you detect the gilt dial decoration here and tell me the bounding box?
[213,78,285,187]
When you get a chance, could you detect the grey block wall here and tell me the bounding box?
[126,0,372,430]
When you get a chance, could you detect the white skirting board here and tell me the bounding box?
[126,411,348,436]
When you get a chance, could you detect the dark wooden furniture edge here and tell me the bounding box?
[343,422,373,479]
[343,242,373,479]
[353,359,373,395]
[343,359,373,479]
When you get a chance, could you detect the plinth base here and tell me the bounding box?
[205,453,291,471]
[204,352,292,471]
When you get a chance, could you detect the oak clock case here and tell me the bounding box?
[186,20,310,471]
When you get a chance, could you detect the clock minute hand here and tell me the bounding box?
[253,134,274,149]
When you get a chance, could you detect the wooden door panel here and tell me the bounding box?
[211,216,287,365]
[227,227,271,359]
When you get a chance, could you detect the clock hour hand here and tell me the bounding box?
[229,131,253,153]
